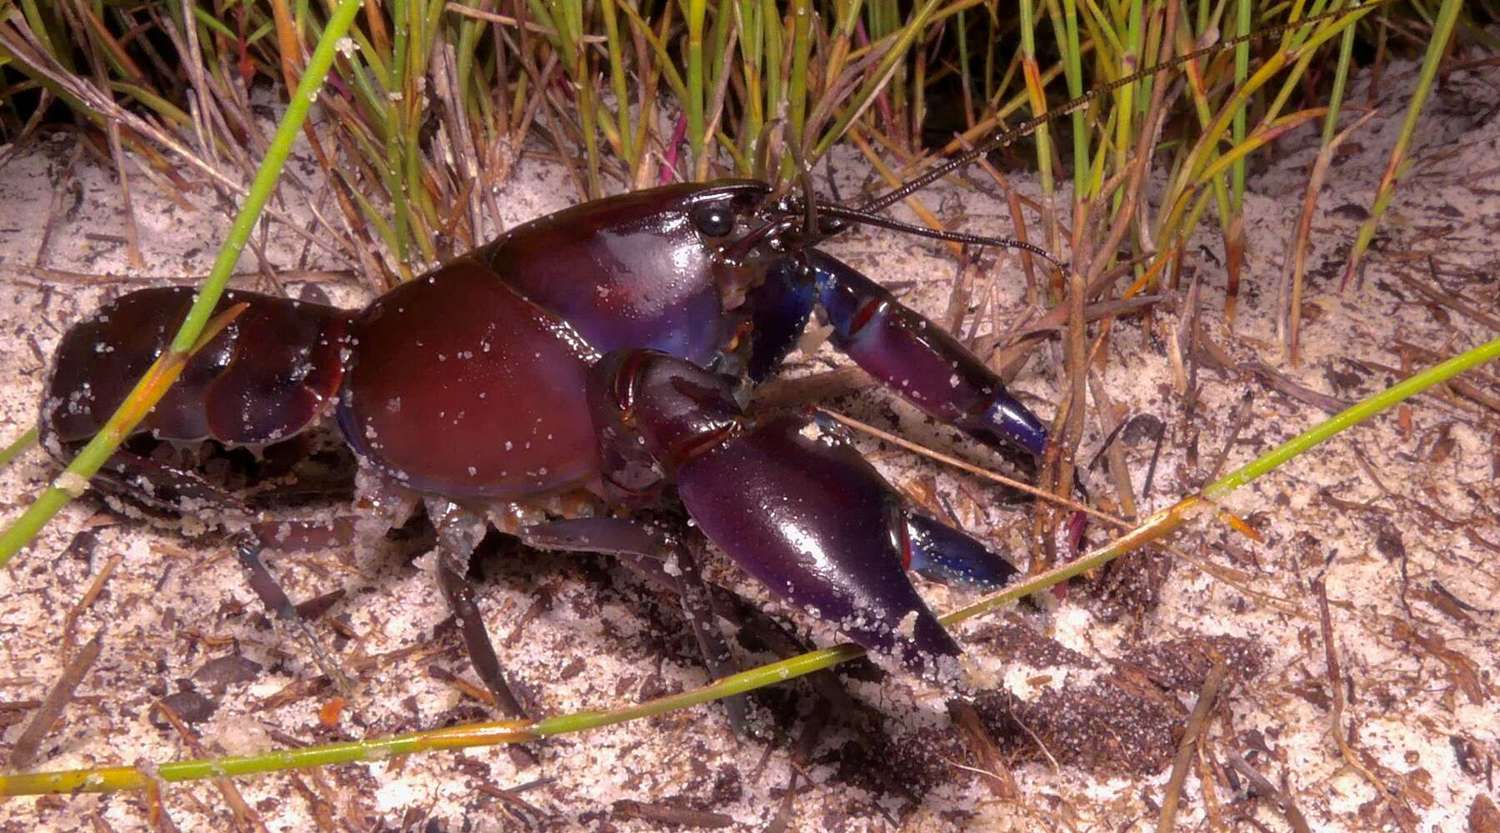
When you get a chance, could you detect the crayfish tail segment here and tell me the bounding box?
[804,250,1049,458]
[42,287,352,453]
[905,512,1021,590]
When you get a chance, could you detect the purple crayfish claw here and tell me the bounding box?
[594,349,965,681]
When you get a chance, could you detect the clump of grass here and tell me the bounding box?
[0,0,1484,295]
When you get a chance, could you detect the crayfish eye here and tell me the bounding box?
[689,203,736,238]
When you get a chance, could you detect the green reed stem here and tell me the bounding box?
[1018,0,1055,199]
[1230,0,1250,208]
[686,0,707,175]
[1321,13,1358,147]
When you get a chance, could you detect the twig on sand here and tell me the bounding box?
[1224,752,1314,833]
[152,697,271,833]
[8,633,103,771]
[1402,260,1500,333]
[1156,662,1228,833]
[1314,579,1419,833]
[60,553,122,665]
[612,799,735,828]
[949,700,1020,800]
[1242,361,1351,414]
[1203,391,1255,486]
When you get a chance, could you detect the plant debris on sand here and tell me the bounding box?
[1,50,1497,829]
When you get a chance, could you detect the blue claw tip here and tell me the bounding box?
[984,394,1049,458]
[906,512,1020,590]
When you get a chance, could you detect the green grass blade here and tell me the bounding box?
[1204,336,1500,499]
[1321,14,1357,147]
[0,427,38,471]
[686,0,707,175]
[1342,0,1463,287]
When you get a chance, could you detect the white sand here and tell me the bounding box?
[1,58,1497,832]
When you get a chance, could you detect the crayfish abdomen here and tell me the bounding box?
[43,287,352,450]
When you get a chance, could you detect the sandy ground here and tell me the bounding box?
[1,59,1498,833]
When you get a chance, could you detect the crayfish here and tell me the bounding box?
[40,175,1058,712]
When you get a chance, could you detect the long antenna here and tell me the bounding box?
[861,0,1395,215]
[807,201,1060,264]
